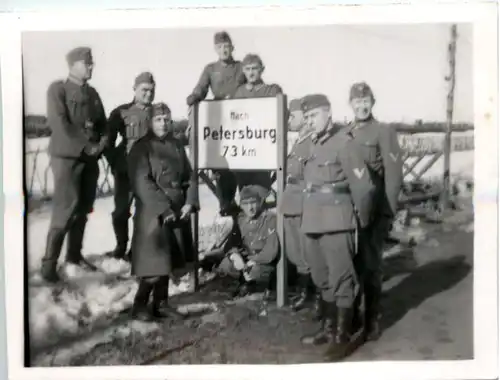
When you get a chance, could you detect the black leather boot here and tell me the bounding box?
[151,276,187,321]
[324,306,353,361]
[312,289,323,321]
[364,286,382,342]
[66,216,97,271]
[301,301,336,346]
[131,279,155,322]
[291,274,311,311]
[40,228,66,283]
[107,216,129,260]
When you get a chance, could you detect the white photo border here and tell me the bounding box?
[1,3,498,380]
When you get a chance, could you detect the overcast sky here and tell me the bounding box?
[22,23,473,123]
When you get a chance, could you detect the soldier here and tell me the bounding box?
[231,53,283,194]
[217,185,279,298]
[127,102,198,322]
[187,31,245,216]
[104,72,155,261]
[40,47,108,283]
[279,99,321,318]
[346,82,403,341]
[298,94,375,361]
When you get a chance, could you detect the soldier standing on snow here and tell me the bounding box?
[104,72,156,261]
[298,94,375,361]
[41,47,108,283]
[346,82,403,342]
[186,31,245,217]
[127,102,198,322]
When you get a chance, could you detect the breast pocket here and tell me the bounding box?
[361,140,379,164]
[317,160,340,182]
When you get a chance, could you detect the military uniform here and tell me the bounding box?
[105,72,155,259]
[127,103,199,322]
[218,185,279,295]
[231,71,283,193]
[41,47,108,283]
[298,94,375,361]
[186,31,245,216]
[347,82,403,341]
[279,108,320,313]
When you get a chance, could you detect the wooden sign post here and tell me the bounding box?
[193,94,288,307]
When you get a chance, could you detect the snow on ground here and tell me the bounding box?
[28,184,222,354]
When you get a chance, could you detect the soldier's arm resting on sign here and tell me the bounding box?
[379,125,404,217]
[339,142,376,228]
[186,64,211,106]
[47,81,92,156]
[247,214,280,265]
[127,141,175,222]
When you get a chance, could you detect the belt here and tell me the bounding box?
[304,183,351,194]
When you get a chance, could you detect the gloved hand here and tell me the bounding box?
[161,212,176,225]
[84,143,102,157]
[186,95,199,106]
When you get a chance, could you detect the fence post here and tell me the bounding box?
[442,24,458,209]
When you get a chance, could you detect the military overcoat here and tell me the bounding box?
[127,131,199,277]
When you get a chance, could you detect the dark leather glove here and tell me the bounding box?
[186,94,200,106]
[83,143,102,157]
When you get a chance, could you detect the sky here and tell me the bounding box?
[22,23,473,123]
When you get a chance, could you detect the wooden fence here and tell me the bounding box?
[25,124,474,210]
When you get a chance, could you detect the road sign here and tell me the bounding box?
[197,97,280,170]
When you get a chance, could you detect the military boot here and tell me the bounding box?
[107,216,129,260]
[40,228,66,283]
[312,289,323,321]
[301,301,336,346]
[151,276,187,321]
[66,216,97,271]
[324,306,354,361]
[131,279,155,322]
[291,274,311,312]
[364,286,382,342]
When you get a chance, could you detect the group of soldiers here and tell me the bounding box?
[38,29,403,362]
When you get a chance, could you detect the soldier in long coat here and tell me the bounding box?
[104,72,156,261]
[127,102,199,322]
[279,98,321,318]
[346,82,403,341]
[187,31,245,217]
[41,47,108,283]
[298,94,375,361]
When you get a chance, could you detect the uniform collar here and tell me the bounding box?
[313,122,340,145]
[132,100,151,110]
[147,130,175,143]
[67,74,86,87]
[219,57,236,67]
[244,79,265,92]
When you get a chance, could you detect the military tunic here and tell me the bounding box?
[46,78,107,236]
[105,102,152,219]
[218,210,279,283]
[127,132,199,277]
[186,58,246,213]
[278,129,313,275]
[231,82,283,193]
[300,124,375,307]
[346,118,403,292]
[186,58,246,104]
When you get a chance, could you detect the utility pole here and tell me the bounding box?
[442,24,458,209]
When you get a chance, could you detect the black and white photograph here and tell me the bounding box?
[1,3,498,380]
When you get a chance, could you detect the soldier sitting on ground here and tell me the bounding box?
[216,185,280,298]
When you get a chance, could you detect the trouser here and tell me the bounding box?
[44,156,99,264]
[304,231,358,308]
[111,170,134,252]
[357,215,392,305]
[284,215,309,275]
[217,256,275,285]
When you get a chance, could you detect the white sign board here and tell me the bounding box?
[197,97,279,170]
